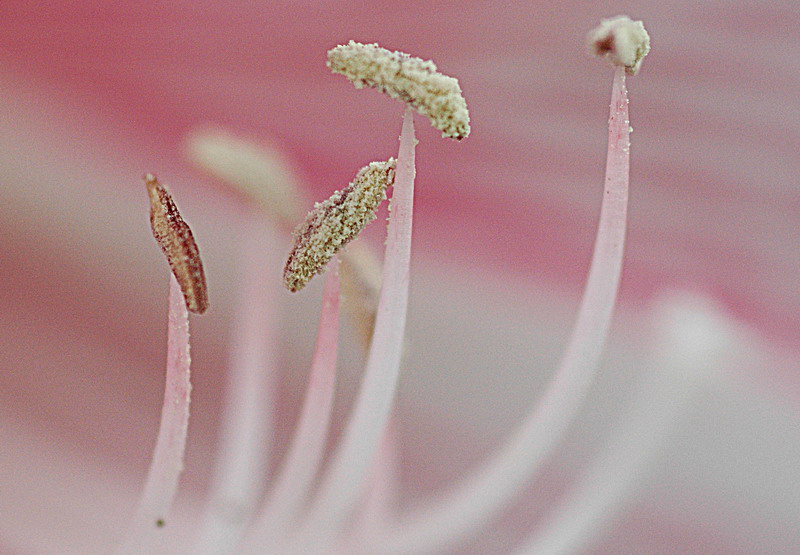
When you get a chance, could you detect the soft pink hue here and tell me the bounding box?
[117,275,192,554]
[516,291,742,554]
[2,2,795,347]
[241,257,341,550]
[376,66,632,555]
[1,2,799,554]
[291,106,417,551]
[196,215,278,552]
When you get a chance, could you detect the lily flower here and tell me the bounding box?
[1,3,798,554]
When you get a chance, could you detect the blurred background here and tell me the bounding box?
[1,2,798,553]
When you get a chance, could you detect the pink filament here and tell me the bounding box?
[116,274,192,554]
[291,106,416,550]
[376,66,631,554]
[239,257,341,552]
[347,417,401,547]
[516,295,729,554]
[196,215,279,553]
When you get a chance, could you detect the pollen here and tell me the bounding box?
[588,15,651,75]
[145,174,209,314]
[327,41,470,140]
[283,159,396,292]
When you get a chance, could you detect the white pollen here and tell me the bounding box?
[283,159,397,292]
[588,15,651,75]
[327,40,470,140]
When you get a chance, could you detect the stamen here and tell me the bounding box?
[183,128,384,346]
[587,15,651,75]
[288,106,416,554]
[283,159,396,292]
[327,41,470,140]
[194,218,278,554]
[347,418,401,546]
[239,258,342,552]
[368,18,649,554]
[145,174,209,314]
[185,128,304,228]
[116,275,192,554]
[117,175,208,553]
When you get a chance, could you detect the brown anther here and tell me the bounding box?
[145,174,209,314]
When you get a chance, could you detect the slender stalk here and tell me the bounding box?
[239,257,342,552]
[376,67,631,554]
[346,418,400,553]
[291,107,416,550]
[515,293,735,554]
[117,275,192,554]
[195,214,279,553]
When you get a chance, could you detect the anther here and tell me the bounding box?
[145,174,209,314]
[587,15,651,75]
[283,159,396,292]
[327,41,470,140]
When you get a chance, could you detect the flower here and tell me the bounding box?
[1,3,799,554]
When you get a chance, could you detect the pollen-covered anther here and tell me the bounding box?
[283,159,396,292]
[588,15,651,75]
[327,41,470,140]
[145,174,209,314]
